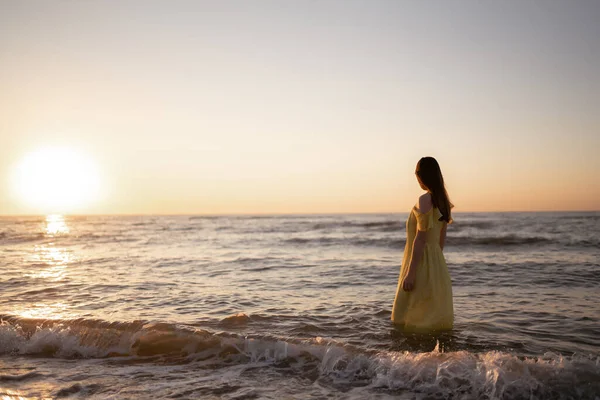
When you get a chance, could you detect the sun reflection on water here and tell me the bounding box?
[45,214,69,235]
[0,388,28,400]
[25,246,71,281]
[0,387,50,400]
[15,214,79,320]
[1,376,61,399]
[13,302,75,320]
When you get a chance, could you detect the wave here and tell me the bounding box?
[310,220,499,232]
[284,236,405,249]
[0,231,146,246]
[3,228,595,250]
[450,235,599,248]
[558,214,600,221]
[0,231,47,245]
[0,372,43,382]
[0,314,598,398]
[312,221,402,232]
[284,234,599,249]
[450,221,496,231]
[447,235,554,246]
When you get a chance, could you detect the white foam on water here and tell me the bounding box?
[1,318,599,399]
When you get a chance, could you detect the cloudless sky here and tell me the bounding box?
[1,0,599,214]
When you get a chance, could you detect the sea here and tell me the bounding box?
[0,212,599,399]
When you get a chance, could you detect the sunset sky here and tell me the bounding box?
[1,1,599,215]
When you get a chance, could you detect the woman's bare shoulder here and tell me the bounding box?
[417,192,433,213]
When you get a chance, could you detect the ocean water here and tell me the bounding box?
[0,212,599,399]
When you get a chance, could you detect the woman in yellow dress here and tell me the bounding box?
[392,156,454,331]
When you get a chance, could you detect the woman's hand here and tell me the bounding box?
[402,271,416,292]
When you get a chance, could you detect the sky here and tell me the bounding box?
[1,0,599,215]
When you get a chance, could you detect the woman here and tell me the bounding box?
[392,156,454,331]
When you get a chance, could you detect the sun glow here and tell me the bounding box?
[11,146,101,213]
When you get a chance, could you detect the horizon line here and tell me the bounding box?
[1,209,598,218]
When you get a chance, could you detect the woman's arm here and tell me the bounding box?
[440,223,447,251]
[402,230,427,291]
[403,193,432,291]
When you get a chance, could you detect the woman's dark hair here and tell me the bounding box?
[416,157,452,223]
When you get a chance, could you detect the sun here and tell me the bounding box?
[11,146,101,213]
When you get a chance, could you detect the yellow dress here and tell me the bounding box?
[391,206,453,331]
